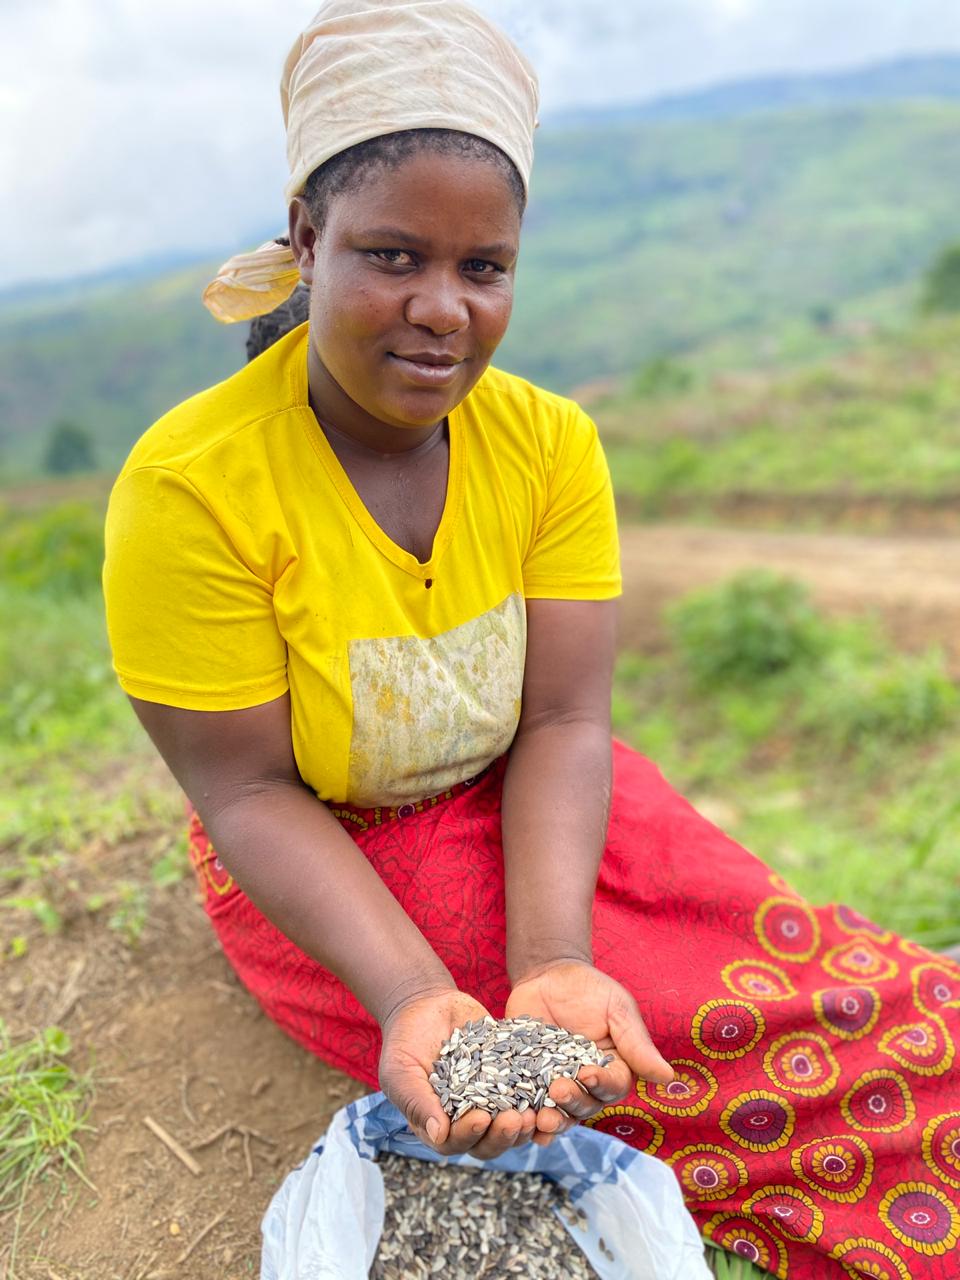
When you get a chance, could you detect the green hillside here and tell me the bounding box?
[505,100,960,387]
[2,96,960,477]
[597,312,960,519]
[552,53,960,126]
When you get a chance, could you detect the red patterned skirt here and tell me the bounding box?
[188,741,960,1278]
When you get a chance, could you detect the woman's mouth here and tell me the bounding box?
[389,353,465,386]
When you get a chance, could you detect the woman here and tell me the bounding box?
[104,2,960,1276]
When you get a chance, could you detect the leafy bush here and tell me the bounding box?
[0,501,103,597]
[0,578,124,753]
[921,241,960,314]
[43,421,96,475]
[802,649,957,751]
[631,356,694,399]
[668,571,825,687]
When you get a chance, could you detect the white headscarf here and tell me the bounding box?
[203,0,539,323]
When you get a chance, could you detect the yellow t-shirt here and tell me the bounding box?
[104,324,620,806]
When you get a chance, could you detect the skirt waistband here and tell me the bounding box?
[325,760,498,833]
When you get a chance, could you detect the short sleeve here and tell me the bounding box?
[103,466,288,710]
[521,406,621,600]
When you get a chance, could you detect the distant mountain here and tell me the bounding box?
[2,72,960,476]
[549,53,960,128]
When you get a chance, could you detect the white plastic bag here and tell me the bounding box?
[261,1091,711,1280]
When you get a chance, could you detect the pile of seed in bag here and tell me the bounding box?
[370,1154,617,1278]
[429,1014,613,1121]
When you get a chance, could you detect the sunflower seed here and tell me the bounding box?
[430,1015,606,1121]
[370,1154,600,1279]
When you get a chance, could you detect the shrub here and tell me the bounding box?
[802,649,957,752]
[43,421,96,475]
[631,356,693,399]
[0,502,103,597]
[920,242,960,314]
[668,571,825,687]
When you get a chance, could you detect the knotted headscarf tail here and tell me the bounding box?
[203,0,540,324]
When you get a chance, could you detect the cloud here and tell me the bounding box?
[1,0,959,287]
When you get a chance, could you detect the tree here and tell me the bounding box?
[43,421,96,475]
[920,242,960,314]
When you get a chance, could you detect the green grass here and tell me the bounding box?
[613,574,960,945]
[0,500,181,950]
[0,1022,94,1266]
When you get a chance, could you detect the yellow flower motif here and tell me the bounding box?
[721,959,797,1002]
[754,895,820,962]
[582,1104,664,1154]
[812,984,881,1041]
[822,939,900,983]
[921,1112,960,1190]
[743,1184,824,1244]
[840,1069,916,1134]
[762,1031,841,1097]
[878,1180,960,1257]
[719,1090,795,1153]
[878,1014,955,1077]
[667,1143,748,1201]
[830,1237,911,1280]
[911,962,960,1016]
[791,1135,873,1204]
[833,903,893,944]
[690,1000,765,1060]
[637,1058,718,1116]
[703,1213,788,1277]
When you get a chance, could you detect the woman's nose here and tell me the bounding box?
[404,271,469,334]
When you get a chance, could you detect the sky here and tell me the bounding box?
[1,0,959,290]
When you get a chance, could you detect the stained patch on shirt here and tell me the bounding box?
[346,593,525,806]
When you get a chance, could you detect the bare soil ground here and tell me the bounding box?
[4,520,960,1279]
[2,824,368,1280]
[618,524,960,673]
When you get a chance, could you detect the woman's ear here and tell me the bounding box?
[288,197,318,286]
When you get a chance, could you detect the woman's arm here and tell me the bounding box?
[128,692,543,1157]
[501,599,673,1110]
[130,692,455,1024]
[502,599,616,982]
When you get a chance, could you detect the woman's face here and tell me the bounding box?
[289,149,522,450]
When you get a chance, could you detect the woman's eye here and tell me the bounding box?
[371,249,415,266]
[465,259,503,275]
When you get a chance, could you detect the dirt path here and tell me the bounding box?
[618,524,960,668]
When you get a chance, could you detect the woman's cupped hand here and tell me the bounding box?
[504,959,675,1123]
[378,964,672,1159]
[379,987,543,1160]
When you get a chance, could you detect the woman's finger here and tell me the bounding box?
[607,995,674,1084]
[388,1072,454,1150]
[469,1109,529,1161]
[574,1057,635,1105]
[534,1102,568,1137]
[440,1108,494,1156]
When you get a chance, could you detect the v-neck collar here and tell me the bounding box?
[294,333,465,580]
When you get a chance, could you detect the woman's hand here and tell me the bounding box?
[378,988,541,1160]
[505,960,674,1135]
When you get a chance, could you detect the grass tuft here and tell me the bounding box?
[0,1021,94,1222]
[704,1237,767,1278]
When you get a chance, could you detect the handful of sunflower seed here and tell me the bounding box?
[371,1154,615,1278]
[429,1014,613,1122]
